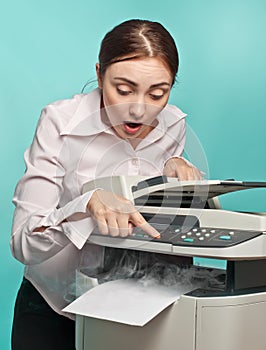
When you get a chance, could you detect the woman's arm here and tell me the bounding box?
[11,106,96,265]
[162,114,203,180]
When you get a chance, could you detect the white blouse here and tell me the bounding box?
[11,88,187,319]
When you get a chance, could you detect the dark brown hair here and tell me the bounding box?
[98,19,179,86]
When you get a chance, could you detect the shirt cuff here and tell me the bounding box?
[31,190,97,249]
[61,216,96,249]
[164,155,192,166]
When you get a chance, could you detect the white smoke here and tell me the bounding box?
[75,249,225,299]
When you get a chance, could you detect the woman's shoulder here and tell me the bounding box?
[159,103,187,130]
[44,89,100,118]
[38,89,101,132]
[164,103,187,119]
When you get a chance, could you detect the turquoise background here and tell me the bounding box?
[1,0,266,348]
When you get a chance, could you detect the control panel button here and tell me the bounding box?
[183,238,194,243]
[136,233,144,237]
[219,235,231,240]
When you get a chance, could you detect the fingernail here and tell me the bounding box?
[154,234,161,239]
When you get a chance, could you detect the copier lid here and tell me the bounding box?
[132,177,266,206]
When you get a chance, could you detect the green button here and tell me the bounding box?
[219,235,231,240]
[136,233,144,237]
[183,238,194,243]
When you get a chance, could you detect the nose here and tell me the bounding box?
[129,101,146,120]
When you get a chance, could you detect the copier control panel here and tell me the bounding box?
[92,213,263,248]
[130,224,262,247]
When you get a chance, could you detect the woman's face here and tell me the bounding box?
[96,57,173,143]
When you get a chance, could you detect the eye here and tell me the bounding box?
[116,85,132,96]
[149,93,164,100]
[149,88,167,101]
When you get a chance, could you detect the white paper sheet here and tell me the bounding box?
[63,279,193,326]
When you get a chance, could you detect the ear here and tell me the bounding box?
[96,63,103,89]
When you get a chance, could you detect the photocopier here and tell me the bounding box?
[75,175,266,350]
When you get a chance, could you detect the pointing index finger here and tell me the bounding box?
[130,212,161,239]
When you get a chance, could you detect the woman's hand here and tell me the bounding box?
[163,157,203,180]
[87,190,160,238]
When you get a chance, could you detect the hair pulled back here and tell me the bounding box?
[98,19,179,86]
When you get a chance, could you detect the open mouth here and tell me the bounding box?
[123,122,143,134]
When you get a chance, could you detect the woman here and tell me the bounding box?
[11,19,202,349]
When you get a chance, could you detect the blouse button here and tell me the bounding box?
[131,158,138,166]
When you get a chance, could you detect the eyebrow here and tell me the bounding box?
[113,77,171,89]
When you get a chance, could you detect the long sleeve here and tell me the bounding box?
[11,106,96,265]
